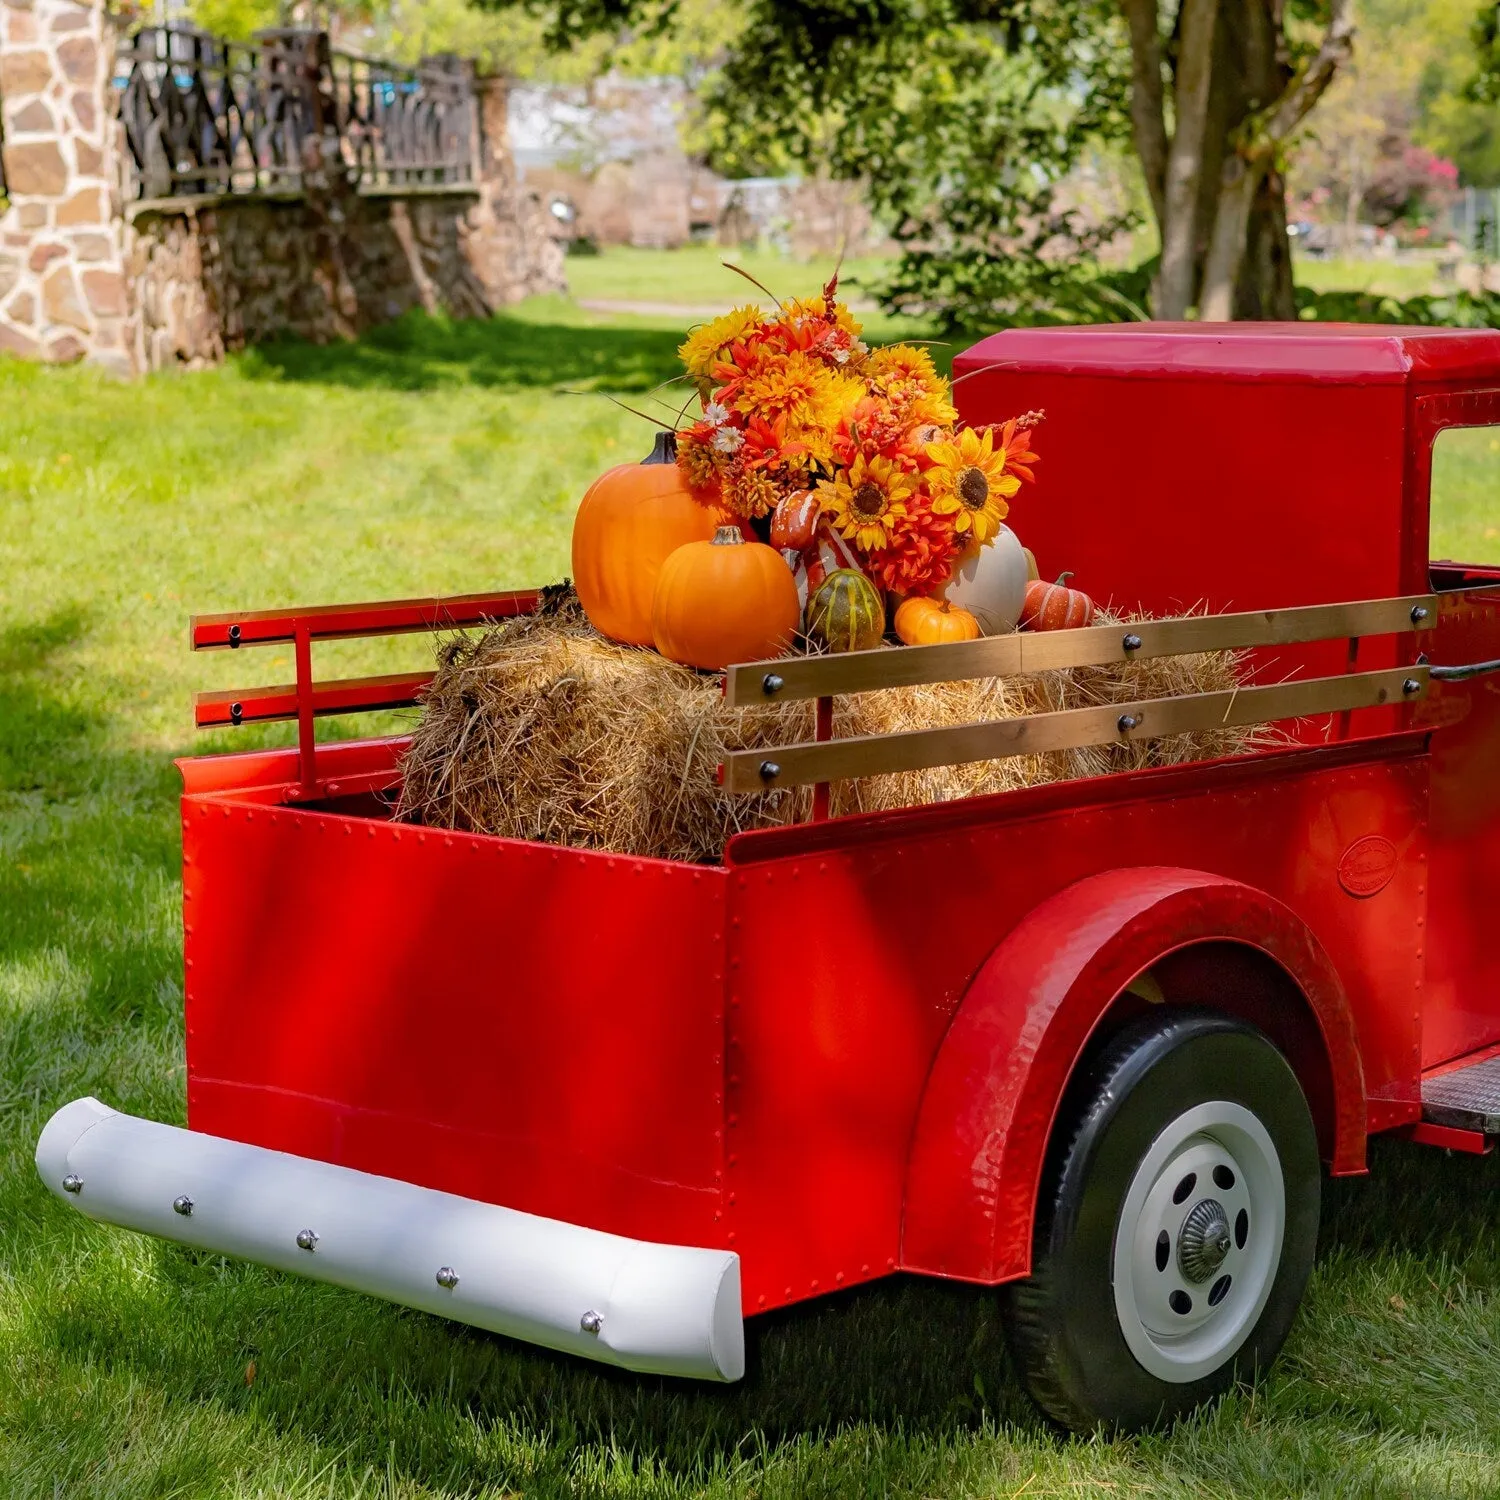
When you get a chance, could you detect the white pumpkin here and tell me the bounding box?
[941,524,1029,635]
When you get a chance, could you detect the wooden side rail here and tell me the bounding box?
[721,594,1436,707]
[719,594,1438,802]
[720,665,1429,792]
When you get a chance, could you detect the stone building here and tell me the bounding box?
[0,2,565,374]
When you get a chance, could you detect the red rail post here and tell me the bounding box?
[811,695,833,821]
[294,622,317,799]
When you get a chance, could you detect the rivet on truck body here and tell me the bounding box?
[762,673,784,696]
[62,1174,83,1194]
[1411,605,1430,625]
[1403,678,1422,695]
[173,1195,194,1216]
[759,761,780,782]
[436,1266,459,1289]
[1118,713,1141,733]
[295,1229,319,1251]
[579,1310,603,1335]
[1122,633,1143,652]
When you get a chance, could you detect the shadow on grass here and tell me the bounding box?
[237,310,687,396]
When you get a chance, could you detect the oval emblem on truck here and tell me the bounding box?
[1338,835,1399,898]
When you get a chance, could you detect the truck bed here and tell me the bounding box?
[179,726,1430,1311]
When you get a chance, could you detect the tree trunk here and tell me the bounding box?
[1124,0,1349,321]
[1155,0,1219,318]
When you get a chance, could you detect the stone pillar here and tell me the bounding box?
[463,71,565,306]
[0,0,134,372]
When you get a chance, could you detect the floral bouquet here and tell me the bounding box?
[674,275,1040,601]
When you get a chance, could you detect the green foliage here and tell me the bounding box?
[1295,280,1500,325]
[702,2,1134,328]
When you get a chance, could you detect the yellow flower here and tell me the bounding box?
[676,427,721,493]
[733,350,839,426]
[869,343,940,386]
[781,294,863,339]
[816,453,917,552]
[722,466,779,520]
[925,427,1018,545]
[678,304,765,382]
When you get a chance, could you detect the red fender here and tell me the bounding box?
[899,867,1365,1285]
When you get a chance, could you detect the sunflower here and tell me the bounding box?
[925,427,1018,545]
[816,453,918,552]
[678,305,766,383]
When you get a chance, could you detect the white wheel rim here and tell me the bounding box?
[1111,1101,1285,1384]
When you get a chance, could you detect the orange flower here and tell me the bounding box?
[741,413,808,474]
[867,497,962,596]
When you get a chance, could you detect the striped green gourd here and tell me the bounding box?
[803,569,885,654]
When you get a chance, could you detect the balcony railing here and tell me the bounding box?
[114,26,479,202]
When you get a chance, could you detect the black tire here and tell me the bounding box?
[1003,1009,1320,1432]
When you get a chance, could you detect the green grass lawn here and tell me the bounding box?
[561,244,902,312]
[4,296,1500,1498]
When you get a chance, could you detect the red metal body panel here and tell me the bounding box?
[183,773,729,1249]
[717,737,1426,1308]
[900,869,1365,1284]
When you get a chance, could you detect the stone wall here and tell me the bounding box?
[0,9,566,374]
[0,0,133,371]
[126,176,564,369]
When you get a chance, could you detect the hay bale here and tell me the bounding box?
[397,587,1262,864]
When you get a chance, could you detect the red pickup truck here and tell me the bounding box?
[36,323,1500,1432]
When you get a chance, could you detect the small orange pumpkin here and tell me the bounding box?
[1020,572,1095,631]
[652,526,801,670]
[894,595,982,645]
[571,431,726,647]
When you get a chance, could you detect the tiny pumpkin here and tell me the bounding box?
[804,568,885,654]
[894,595,982,646]
[571,430,726,647]
[652,526,801,670]
[1020,572,1096,631]
[770,491,820,553]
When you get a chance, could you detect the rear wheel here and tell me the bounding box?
[1004,1010,1320,1432]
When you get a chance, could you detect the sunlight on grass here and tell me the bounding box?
[1432,426,1500,562]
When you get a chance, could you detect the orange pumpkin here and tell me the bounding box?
[571,431,725,646]
[652,526,801,670]
[894,595,982,645]
[1020,572,1095,631]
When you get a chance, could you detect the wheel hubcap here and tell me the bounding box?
[1177,1197,1233,1282]
[1111,1101,1285,1384]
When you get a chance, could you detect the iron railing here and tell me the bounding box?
[113,25,478,201]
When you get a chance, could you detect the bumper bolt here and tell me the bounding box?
[579,1310,603,1335]
[173,1195,194,1216]
[62,1174,83,1194]
[436,1266,459,1289]
[295,1228,319,1251]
